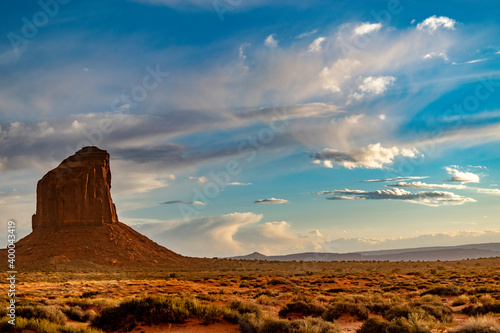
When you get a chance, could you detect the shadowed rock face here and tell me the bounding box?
[11,146,188,268]
[32,146,119,229]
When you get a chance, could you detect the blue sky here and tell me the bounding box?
[1,0,499,257]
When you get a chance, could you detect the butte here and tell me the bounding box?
[12,146,188,268]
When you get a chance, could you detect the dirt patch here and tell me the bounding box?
[130,320,240,333]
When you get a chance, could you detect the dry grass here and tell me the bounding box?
[0,257,499,332]
[452,316,500,333]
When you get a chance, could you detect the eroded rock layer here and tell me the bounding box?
[32,146,118,229]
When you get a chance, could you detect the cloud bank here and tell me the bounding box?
[322,188,476,206]
[135,212,322,257]
[254,198,289,204]
[312,143,420,169]
[445,167,480,183]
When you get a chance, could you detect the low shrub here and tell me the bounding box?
[422,286,462,296]
[0,316,103,333]
[453,295,471,306]
[278,296,326,318]
[322,302,369,321]
[91,296,238,331]
[229,300,262,316]
[418,304,454,323]
[289,317,341,333]
[357,317,390,333]
[16,305,67,325]
[61,305,92,322]
[452,316,500,333]
[384,304,418,321]
[239,313,340,333]
[269,278,288,285]
[462,303,500,316]
[358,313,432,333]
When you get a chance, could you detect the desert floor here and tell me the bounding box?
[1,257,499,332]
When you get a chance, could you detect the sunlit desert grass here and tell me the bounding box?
[0,257,499,332]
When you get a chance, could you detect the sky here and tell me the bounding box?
[1,0,499,257]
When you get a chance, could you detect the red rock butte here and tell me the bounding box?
[32,146,119,229]
[11,146,188,268]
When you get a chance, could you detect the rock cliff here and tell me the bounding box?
[32,146,118,229]
[12,146,188,268]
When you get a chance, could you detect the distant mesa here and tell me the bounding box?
[230,243,500,262]
[13,146,187,268]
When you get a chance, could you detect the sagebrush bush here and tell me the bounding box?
[289,317,341,333]
[357,317,390,333]
[61,305,92,322]
[384,304,419,321]
[91,296,238,331]
[462,303,500,316]
[422,286,462,296]
[453,295,471,306]
[278,296,326,318]
[16,305,67,325]
[418,304,454,323]
[322,302,369,321]
[388,316,431,333]
[269,278,288,285]
[358,315,432,333]
[0,316,103,333]
[239,313,340,333]
[452,316,500,333]
[229,300,262,315]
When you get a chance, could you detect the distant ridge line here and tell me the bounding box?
[228,242,500,262]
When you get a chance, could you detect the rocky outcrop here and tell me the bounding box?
[32,146,118,229]
[11,146,189,268]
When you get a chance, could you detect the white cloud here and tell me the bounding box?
[324,230,500,253]
[146,213,262,256]
[312,143,420,169]
[388,181,466,190]
[465,58,488,64]
[265,34,278,48]
[345,114,364,124]
[361,176,430,183]
[189,176,208,184]
[134,212,323,257]
[323,188,476,206]
[161,200,205,205]
[295,29,318,39]
[319,189,367,195]
[308,37,326,52]
[417,15,457,32]
[111,160,175,194]
[423,52,449,61]
[319,58,361,93]
[322,160,333,168]
[475,188,500,195]
[353,22,382,35]
[238,42,251,74]
[445,166,480,183]
[351,76,396,100]
[228,182,252,186]
[254,198,288,204]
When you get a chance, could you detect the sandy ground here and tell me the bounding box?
[130,320,240,332]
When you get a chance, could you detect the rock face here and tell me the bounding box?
[11,146,189,268]
[32,146,118,229]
